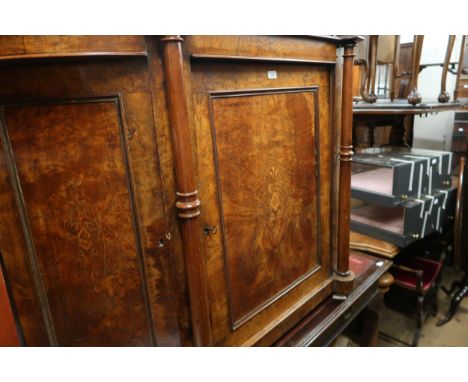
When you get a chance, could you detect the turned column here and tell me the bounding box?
[161,35,213,346]
[334,42,357,298]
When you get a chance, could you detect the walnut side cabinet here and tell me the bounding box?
[0,35,358,346]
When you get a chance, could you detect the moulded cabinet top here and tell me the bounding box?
[0,35,363,64]
[186,35,362,65]
[0,36,148,62]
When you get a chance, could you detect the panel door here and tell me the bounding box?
[190,62,334,345]
[0,58,177,346]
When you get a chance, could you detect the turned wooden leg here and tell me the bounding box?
[360,272,394,346]
[378,272,394,295]
[413,295,424,347]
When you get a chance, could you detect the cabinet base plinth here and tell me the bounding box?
[333,271,356,299]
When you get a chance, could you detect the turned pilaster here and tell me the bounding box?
[334,43,357,298]
[161,35,213,346]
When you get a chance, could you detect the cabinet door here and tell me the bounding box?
[190,62,334,345]
[0,58,176,346]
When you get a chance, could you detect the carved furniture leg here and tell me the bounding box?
[437,275,468,326]
[454,35,467,101]
[407,35,424,105]
[438,35,456,103]
[361,35,378,103]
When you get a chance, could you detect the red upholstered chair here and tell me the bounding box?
[386,249,446,346]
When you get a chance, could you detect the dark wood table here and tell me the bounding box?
[275,251,392,346]
[353,99,463,115]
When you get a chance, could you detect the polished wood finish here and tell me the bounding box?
[455,35,467,101]
[453,157,467,271]
[407,35,424,105]
[365,36,378,103]
[354,100,463,115]
[0,35,361,346]
[356,36,406,103]
[161,35,212,346]
[209,89,321,329]
[2,102,155,346]
[334,43,356,296]
[2,102,156,346]
[190,60,334,345]
[395,42,414,99]
[187,35,337,63]
[0,42,179,346]
[355,36,378,104]
[275,251,391,346]
[439,35,456,103]
[0,36,146,61]
[350,231,399,259]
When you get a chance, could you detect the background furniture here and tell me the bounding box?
[455,35,468,101]
[438,157,468,325]
[274,251,391,346]
[355,35,464,106]
[385,248,445,346]
[451,110,468,174]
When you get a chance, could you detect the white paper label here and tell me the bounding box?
[459,128,464,132]
[432,158,437,165]
[464,84,468,88]
[267,70,277,79]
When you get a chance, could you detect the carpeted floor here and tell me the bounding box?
[378,266,468,346]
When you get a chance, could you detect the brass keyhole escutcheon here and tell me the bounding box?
[204,225,217,236]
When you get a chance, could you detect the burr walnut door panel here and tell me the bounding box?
[191,62,334,345]
[0,59,176,346]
